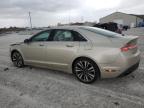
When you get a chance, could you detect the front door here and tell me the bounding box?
[21,30,51,65]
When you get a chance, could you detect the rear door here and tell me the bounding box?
[44,29,83,71]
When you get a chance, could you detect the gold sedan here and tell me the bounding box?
[10,26,140,83]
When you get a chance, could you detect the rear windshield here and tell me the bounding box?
[80,26,122,38]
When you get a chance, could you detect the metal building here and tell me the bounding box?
[100,12,144,27]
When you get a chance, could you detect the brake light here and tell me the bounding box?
[121,44,137,52]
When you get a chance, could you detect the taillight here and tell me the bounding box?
[121,44,137,52]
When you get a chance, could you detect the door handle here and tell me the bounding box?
[66,45,74,47]
[39,44,44,46]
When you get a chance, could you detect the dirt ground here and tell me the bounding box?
[0,32,144,108]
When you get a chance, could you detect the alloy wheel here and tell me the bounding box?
[74,59,97,83]
[11,52,24,67]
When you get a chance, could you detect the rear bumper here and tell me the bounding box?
[100,50,140,78]
[118,61,140,77]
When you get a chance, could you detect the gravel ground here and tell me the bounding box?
[0,32,144,108]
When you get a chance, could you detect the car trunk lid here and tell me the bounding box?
[110,35,139,54]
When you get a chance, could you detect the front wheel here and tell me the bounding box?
[11,51,24,68]
[73,58,99,84]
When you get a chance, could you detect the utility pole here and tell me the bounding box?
[29,12,32,29]
[68,10,71,25]
[81,16,84,22]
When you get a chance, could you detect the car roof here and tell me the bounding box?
[48,26,86,30]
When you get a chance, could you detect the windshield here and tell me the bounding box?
[80,26,123,38]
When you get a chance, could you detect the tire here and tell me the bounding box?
[73,58,99,84]
[11,51,24,68]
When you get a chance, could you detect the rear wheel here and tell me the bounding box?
[11,51,24,68]
[73,58,99,83]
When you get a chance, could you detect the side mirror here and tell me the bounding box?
[24,39,30,43]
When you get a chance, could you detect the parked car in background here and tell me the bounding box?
[93,22,129,34]
[10,26,140,83]
[138,22,144,27]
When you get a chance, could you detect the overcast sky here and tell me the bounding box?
[0,0,144,27]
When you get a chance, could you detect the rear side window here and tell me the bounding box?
[72,30,87,41]
[52,30,87,41]
[53,30,74,41]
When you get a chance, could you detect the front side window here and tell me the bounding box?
[31,31,50,42]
